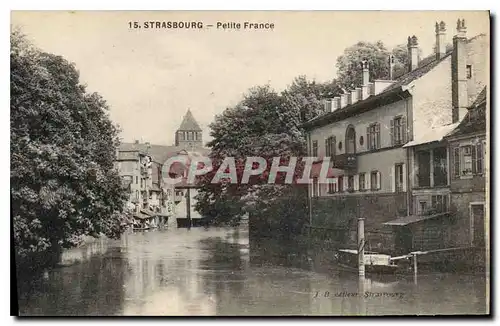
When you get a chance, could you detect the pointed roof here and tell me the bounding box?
[178,109,202,131]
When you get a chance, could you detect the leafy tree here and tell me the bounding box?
[11,30,127,266]
[195,78,339,234]
[336,41,392,89]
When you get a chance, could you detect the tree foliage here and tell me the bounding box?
[11,30,127,263]
[335,41,424,89]
[195,78,340,231]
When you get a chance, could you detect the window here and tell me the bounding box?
[419,201,428,215]
[433,147,448,186]
[312,140,318,157]
[454,142,484,178]
[325,136,336,157]
[359,136,364,146]
[312,177,319,197]
[395,163,404,192]
[346,125,356,154]
[462,145,473,175]
[370,171,380,190]
[347,175,354,192]
[391,116,407,146]
[328,179,337,194]
[338,176,344,192]
[367,123,381,150]
[466,65,472,79]
[338,141,343,151]
[476,142,484,175]
[359,173,366,191]
[431,195,448,213]
[417,150,431,187]
[141,178,143,188]
[136,176,139,184]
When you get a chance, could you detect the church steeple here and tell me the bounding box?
[175,109,203,149]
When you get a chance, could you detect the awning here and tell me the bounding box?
[403,123,459,148]
[383,212,449,226]
[310,161,344,179]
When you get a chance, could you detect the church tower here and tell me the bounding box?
[175,109,203,150]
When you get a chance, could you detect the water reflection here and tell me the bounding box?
[17,227,487,316]
[18,245,128,316]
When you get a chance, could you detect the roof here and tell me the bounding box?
[118,142,210,164]
[178,109,202,131]
[383,212,449,226]
[446,87,487,138]
[384,52,452,93]
[302,52,451,130]
[403,122,459,148]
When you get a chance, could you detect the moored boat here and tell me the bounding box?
[337,249,400,274]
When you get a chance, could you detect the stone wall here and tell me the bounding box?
[449,191,486,247]
[309,193,407,254]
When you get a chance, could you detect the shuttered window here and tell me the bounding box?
[453,147,460,178]
[325,136,336,157]
[453,142,485,178]
[390,116,407,146]
[370,171,381,190]
[359,173,366,190]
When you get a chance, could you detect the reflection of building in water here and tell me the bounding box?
[116,109,210,228]
[59,237,108,266]
[121,231,217,315]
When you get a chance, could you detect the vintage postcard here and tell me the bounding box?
[11,10,490,316]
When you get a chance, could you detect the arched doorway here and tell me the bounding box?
[345,125,356,154]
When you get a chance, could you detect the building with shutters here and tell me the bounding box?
[302,19,488,254]
[116,109,209,227]
[444,87,487,249]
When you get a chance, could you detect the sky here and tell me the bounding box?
[11,11,489,146]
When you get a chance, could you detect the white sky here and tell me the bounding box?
[11,11,489,146]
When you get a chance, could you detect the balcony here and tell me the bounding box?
[332,153,357,171]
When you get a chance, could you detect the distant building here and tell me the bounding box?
[116,109,210,227]
[302,19,488,254]
[175,109,203,150]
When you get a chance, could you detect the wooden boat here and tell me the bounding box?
[337,249,400,274]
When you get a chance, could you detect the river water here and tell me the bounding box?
[16,226,488,316]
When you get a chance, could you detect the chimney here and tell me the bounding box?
[435,21,447,59]
[340,93,348,108]
[407,35,419,71]
[361,60,370,86]
[350,89,358,104]
[452,18,468,123]
[332,97,340,111]
[388,54,395,80]
[324,99,333,112]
